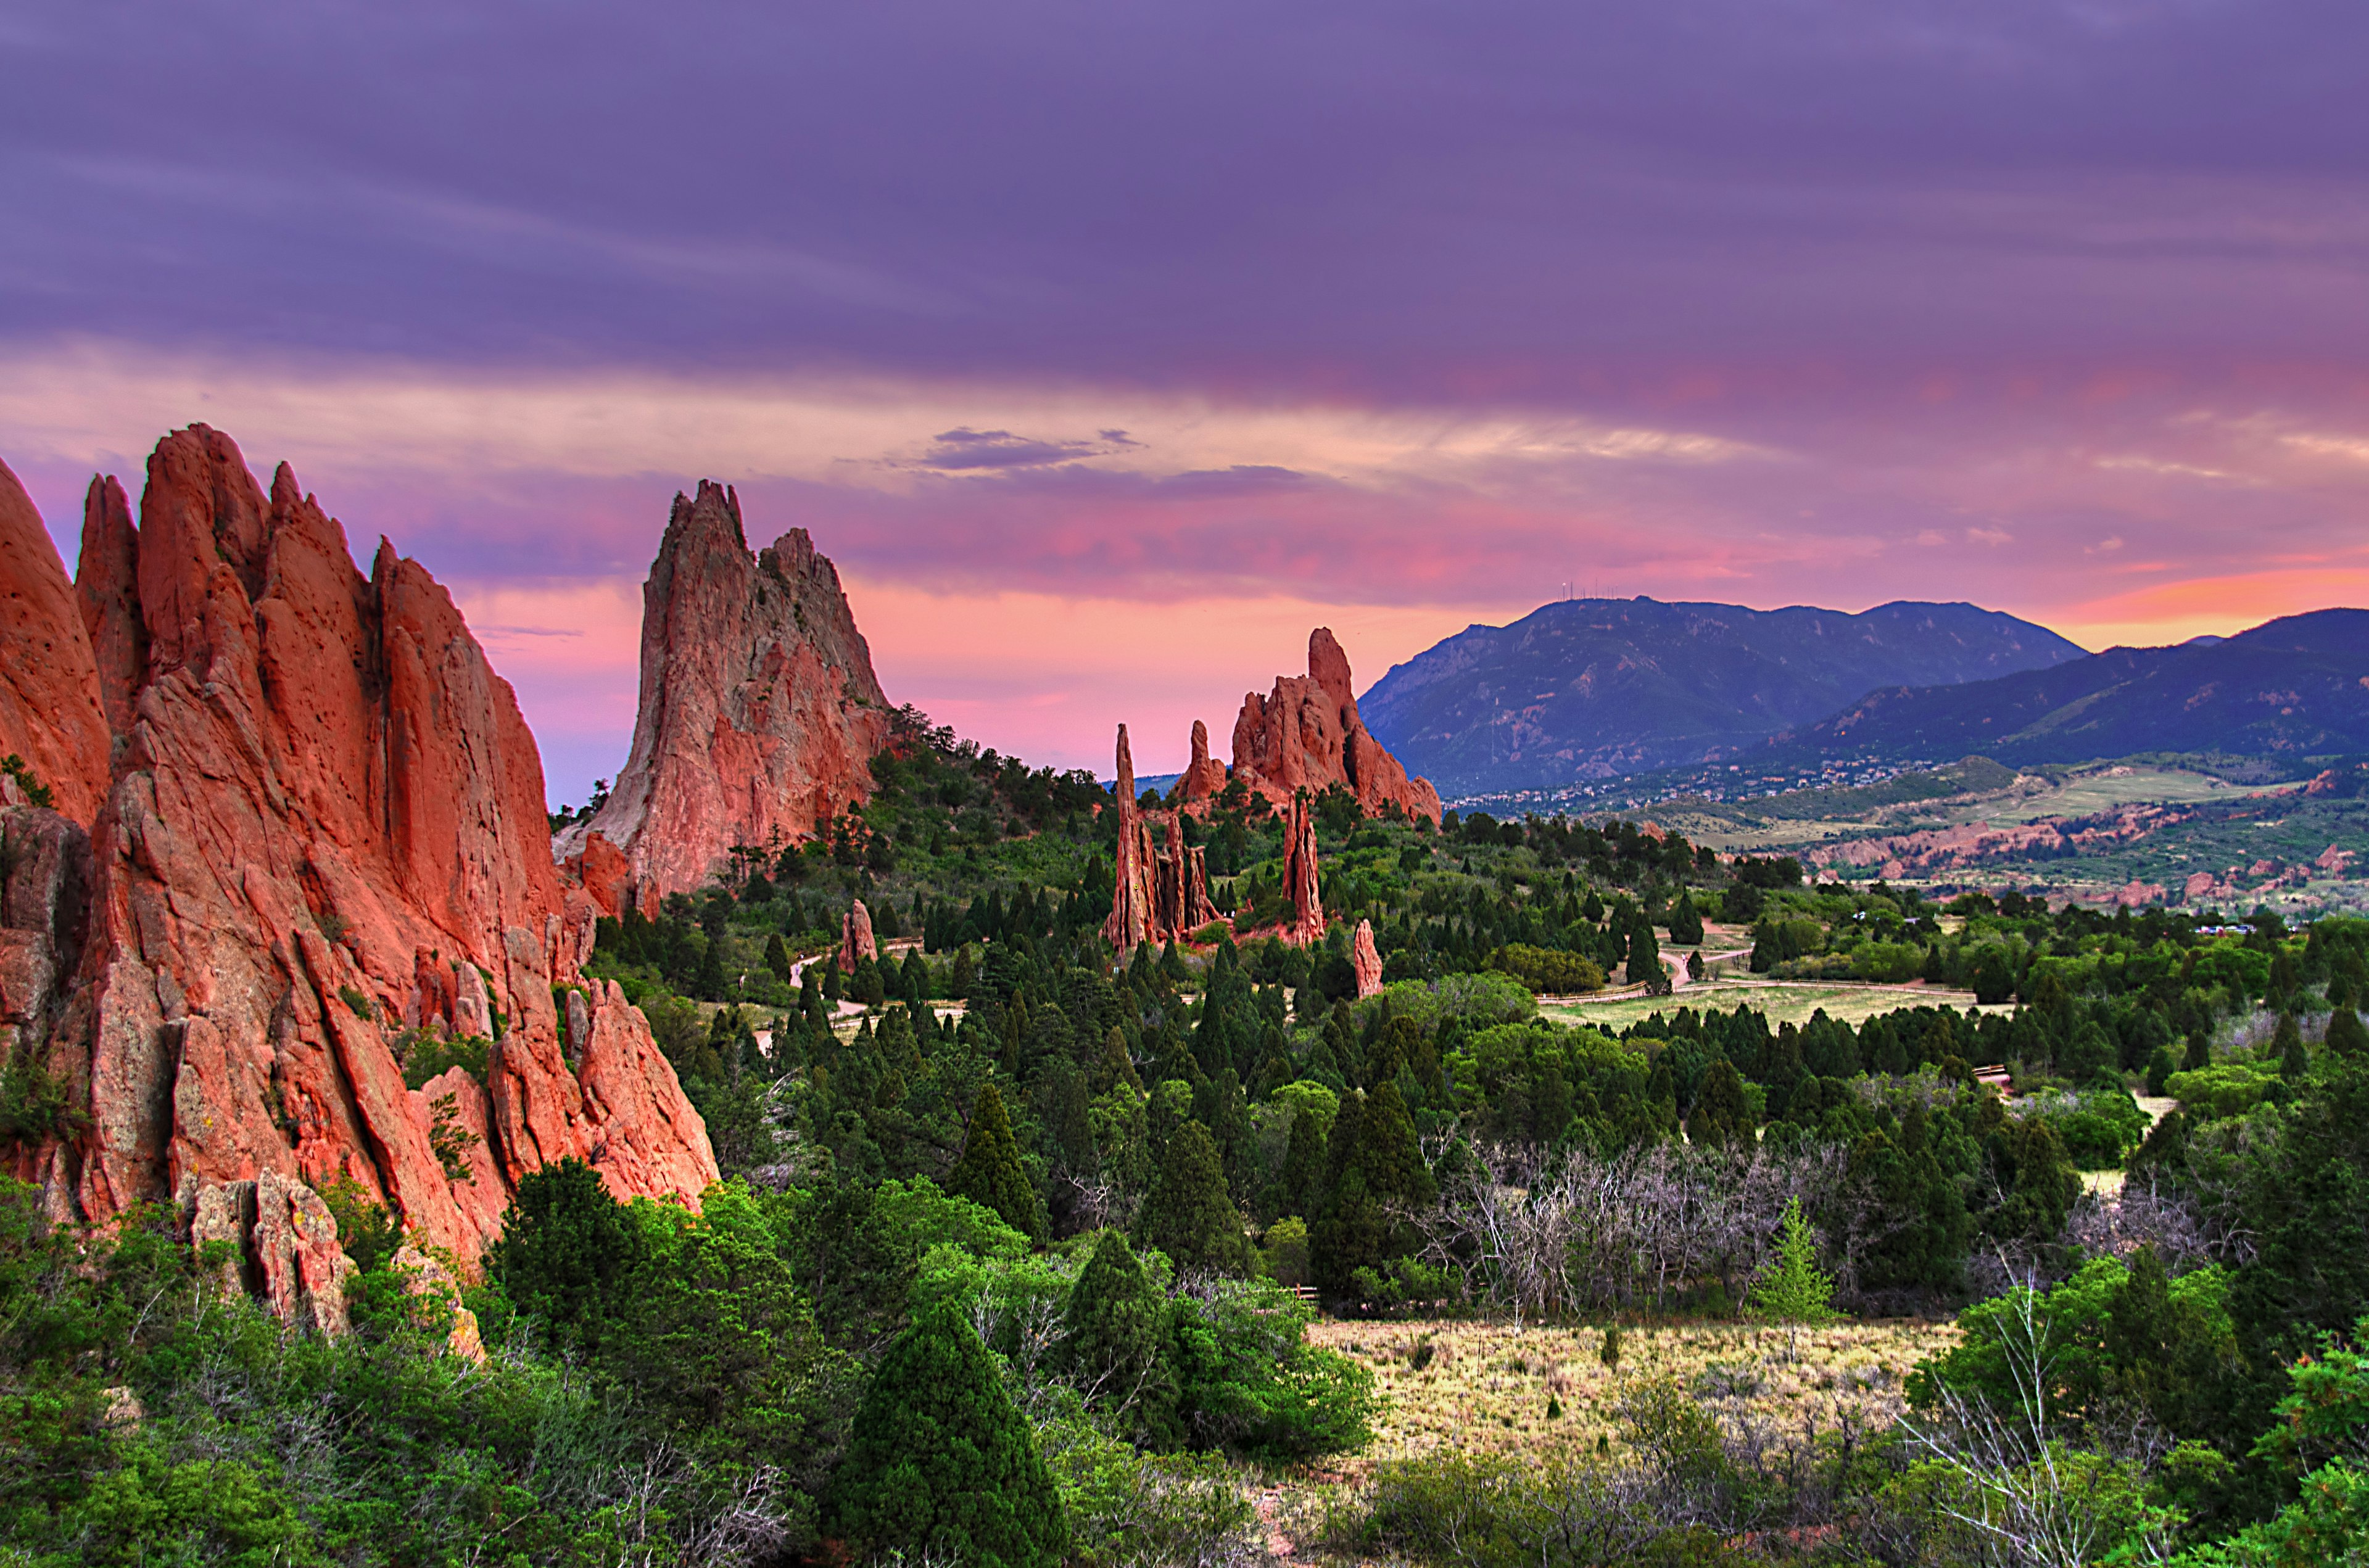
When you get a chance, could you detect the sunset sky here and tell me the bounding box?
[6,3,2367,801]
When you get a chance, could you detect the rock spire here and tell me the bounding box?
[558,482,891,907]
[1283,791,1325,946]
[1230,629,1442,825]
[1352,919,1384,997]
[0,428,718,1322]
[840,897,878,970]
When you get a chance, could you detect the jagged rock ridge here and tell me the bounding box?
[558,482,891,908]
[0,428,716,1322]
[1223,628,1442,824]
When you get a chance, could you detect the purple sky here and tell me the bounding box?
[6,2,2368,801]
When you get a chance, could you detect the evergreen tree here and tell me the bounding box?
[1748,1195,1839,1359]
[2269,1010,2304,1067]
[1135,1120,1253,1275]
[1267,1103,1327,1223]
[764,932,793,984]
[1063,1232,1178,1444]
[485,1157,641,1354]
[945,1083,1040,1239]
[1093,1026,1144,1096]
[828,1302,1067,1568]
[1685,1059,1753,1150]
[2328,1006,2369,1058]
[694,935,729,1001]
[1310,1083,1433,1297]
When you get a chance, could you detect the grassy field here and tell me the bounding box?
[1662,763,2248,854]
[1304,1317,1958,1474]
[1544,979,2004,1033]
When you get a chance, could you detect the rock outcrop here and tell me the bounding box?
[0,426,717,1304]
[1352,920,1383,998]
[1228,629,1442,825]
[1283,791,1326,946]
[1102,725,1222,951]
[840,898,877,969]
[557,483,891,907]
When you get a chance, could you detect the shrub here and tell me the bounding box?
[1488,944,1606,995]
[484,1157,642,1353]
[394,1030,489,1091]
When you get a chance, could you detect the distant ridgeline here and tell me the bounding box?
[1358,596,2087,796]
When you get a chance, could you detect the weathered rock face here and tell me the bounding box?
[1283,791,1325,946]
[840,898,877,969]
[559,482,891,907]
[0,460,110,825]
[1352,920,1383,998]
[562,830,632,920]
[0,426,717,1300]
[1230,629,1442,825]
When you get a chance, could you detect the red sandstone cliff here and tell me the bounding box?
[558,482,890,908]
[0,429,716,1322]
[1228,628,1442,825]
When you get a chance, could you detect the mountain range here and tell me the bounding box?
[1761,609,2369,767]
[1358,598,2088,794]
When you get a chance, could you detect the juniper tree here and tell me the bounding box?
[1135,1120,1252,1275]
[828,1302,1067,1568]
[1062,1231,1179,1444]
[1685,1058,1753,1150]
[945,1082,1040,1239]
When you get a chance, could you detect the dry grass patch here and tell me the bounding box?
[1306,1316,1958,1475]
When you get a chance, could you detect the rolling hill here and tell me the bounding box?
[1358,597,2087,794]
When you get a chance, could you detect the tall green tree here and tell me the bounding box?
[1063,1232,1178,1444]
[1135,1121,1253,1275]
[827,1302,1067,1568]
[1685,1059,1753,1150]
[945,1083,1040,1240]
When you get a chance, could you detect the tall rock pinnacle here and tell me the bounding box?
[1102,723,1220,952]
[1284,790,1325,946]
[561,482,891,906]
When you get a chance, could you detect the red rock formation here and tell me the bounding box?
[1175,718,1228,810]
[1352,920,1383,998]
[0,426,717,1315]
[0,458,110,825]
[1230,629,1442,825]
[558,482,891,906]
[1102,725,1157,951]
[1283,791,1326,946]
[840,898,878,969]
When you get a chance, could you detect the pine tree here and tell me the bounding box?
[1135,1120,1252,1274]
[828,1302,1067,1568]
[2269,1010,2304,1067]
[1748,1196,1839,1360]
[1268,1104,1326,1223]
[2328,1006,2369,1058]
[945,1083,1040,1239]
[764,932,793,984]
[1063,1232,1178,1443]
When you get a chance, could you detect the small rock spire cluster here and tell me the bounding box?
[1101,725,1221,951]
[1283,790,1326,946]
